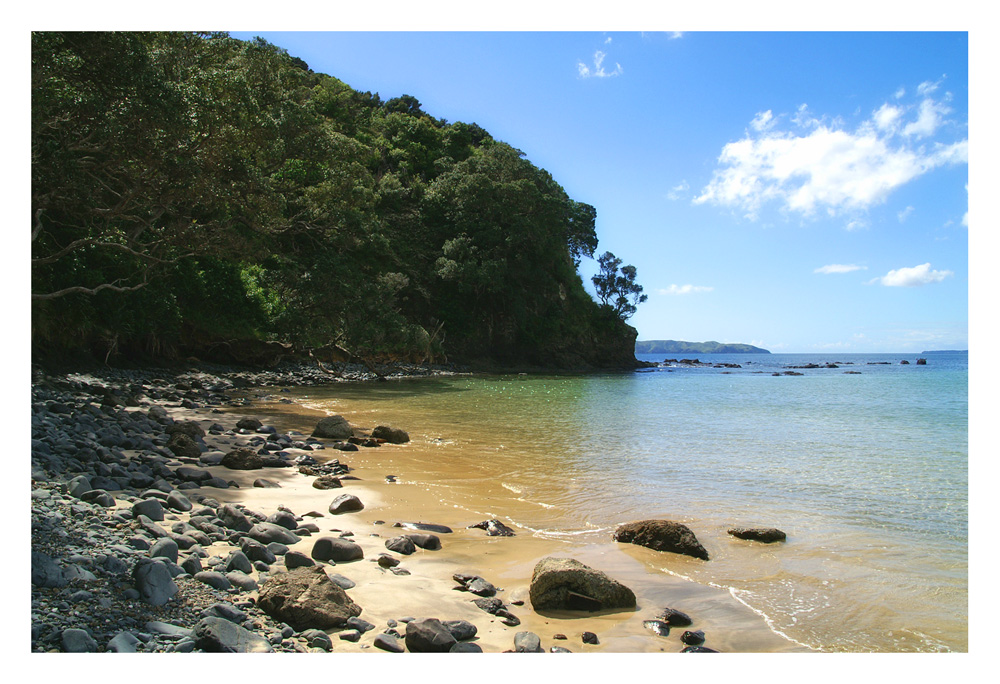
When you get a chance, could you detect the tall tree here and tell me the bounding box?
[592,251,647,321]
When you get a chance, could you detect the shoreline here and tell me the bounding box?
[29,362,808,654]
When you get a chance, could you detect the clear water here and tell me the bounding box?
[282,352,968,652]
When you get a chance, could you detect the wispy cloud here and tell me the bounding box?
[815,264,867,274]
[897,205,915,222]
[669,31,684,40]
[667,180,690,201]
[869,262,954,287]
[578,50,622,79]
[658,284,714,295]
[694,80,967,220]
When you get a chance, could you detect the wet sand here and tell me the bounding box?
[159,390,808,654]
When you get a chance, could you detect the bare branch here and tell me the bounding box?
[32,280,149,301]
[32,238,179,266]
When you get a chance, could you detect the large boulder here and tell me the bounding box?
[257,566,362,631]
[372,425,410,444]
[221,448,263,471]
[613,520,710,560]
[312,416,354,440]
[528,557,636,612]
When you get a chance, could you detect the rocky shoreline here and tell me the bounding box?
[29,361,777,654]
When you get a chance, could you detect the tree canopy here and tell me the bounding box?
[31,31,639,369]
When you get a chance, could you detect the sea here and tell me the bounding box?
[270,351,968,652]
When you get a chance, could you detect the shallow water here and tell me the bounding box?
[256,352,967,652]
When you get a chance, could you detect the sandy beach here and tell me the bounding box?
[152,384,807,654]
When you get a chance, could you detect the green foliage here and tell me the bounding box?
[592,252,648,321]
[31,31,637,368]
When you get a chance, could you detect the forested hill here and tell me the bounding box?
[31,32,638,370]
[636,340,771,355]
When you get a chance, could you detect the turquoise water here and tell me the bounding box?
[290,352,968,652]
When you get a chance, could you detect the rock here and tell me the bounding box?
[405,618,458,652]
[681,645,719,653]
[31,551,67,588]
[681,629,706,645]
[167,420,206,439]
[193,617,274,653]
[300,628,333,651]
[132,498,165,522]
[328,493,364,514]
[582,631,599,645]
[514,631,544,653]
[311,537,364,562]
[284,551,315,569]
[643,619,670,637]
[312,475,342,490]
[377,554,399,568]
[550,646,572,653]
[372,425,410,444]
[217,503,253,533]
[339,630,361,642]
[398,521,453,533]
[236,417,263,431]
[442,619,478,642]
[193,569,231,590]
[149,538,179,563]
[247,522,300,546]
[468,519,516,536]
[202,603,247,624]
[916,358,927,365]
[225,550,253,574]
[528,557,635,612]
[727,527,786,543]
[221,448,263,470]
[166,432,201,459]
[373,633,404,652]
[451,642,484,653]
[613,520,710,560]
[80,489,115,507]
[312,415,354,440]
[132,559,179,606]
[239,538,276,564]
[107,631,140,653]
[267,509,299,530]
[655,608,693,626]
[253,478,281,488]
[256,566,362,631]
[404,533,441,550]
[61,628,98,652]
[386,535,416,554]
[165,490,193,512]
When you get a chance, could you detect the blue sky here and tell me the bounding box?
[228,29,969,353]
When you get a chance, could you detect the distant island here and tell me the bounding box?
[636,340,771,355]
[920,350,967,354]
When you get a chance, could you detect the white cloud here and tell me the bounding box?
[667,180,690,200]
[963,183,968,227]
[873,262,954,287]
[815,264,867,274]
[897,205,915,222]
[658,284,714,295]
[845,218,869,232]
[894,87,906,99]
[577,50,622,79]
[669,32,684,39]
[750,110,775,132]
[694,82,967,220]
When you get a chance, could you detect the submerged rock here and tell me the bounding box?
[372,425,410,444]
[468,519,516,536]
[613,520,710,560]
[727,527,786,543]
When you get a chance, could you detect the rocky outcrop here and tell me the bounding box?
[613,520,710,560]
[256,566,362,631]
[220,447,263,470]
[528,557,636,612]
